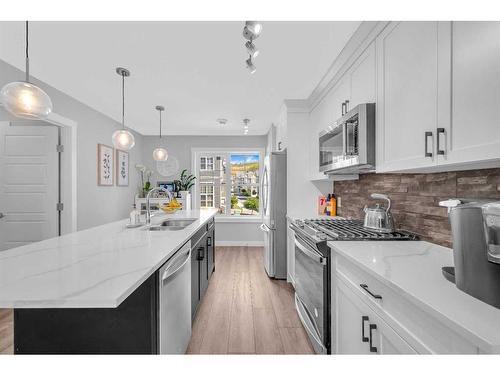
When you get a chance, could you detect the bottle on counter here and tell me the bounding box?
[330,194,337,216]
[130,204,140,225]
[325,194,331,216]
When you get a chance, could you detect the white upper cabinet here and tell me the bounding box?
[376,22,450,172]
[308,41,376,180]
[440,21,500,165]
[349,42,376,109]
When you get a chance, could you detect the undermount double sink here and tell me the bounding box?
[145,218,197,231]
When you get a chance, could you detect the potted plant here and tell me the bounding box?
[174,169,196,199]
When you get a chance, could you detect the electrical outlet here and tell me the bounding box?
[338,196,342,208]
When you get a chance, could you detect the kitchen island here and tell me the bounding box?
[0,209,217,354]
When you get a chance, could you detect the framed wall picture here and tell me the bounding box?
[116,149,129,186]
[97,143,114,186]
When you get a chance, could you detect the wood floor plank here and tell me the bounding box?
[279,327,315,354]
[198,291,232,354]
[253,308,284,354]
[228,272,255,354]
[269,280,302,328]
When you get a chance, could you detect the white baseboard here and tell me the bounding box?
[215,241,264,247]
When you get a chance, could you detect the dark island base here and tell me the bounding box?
[14,273,158,354]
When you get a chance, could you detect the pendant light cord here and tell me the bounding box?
[159,109,162,139]
[25,21,29,82]
[121,73,125,129]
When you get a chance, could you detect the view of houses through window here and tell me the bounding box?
[196,152,260,216]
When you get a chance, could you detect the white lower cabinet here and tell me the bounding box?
[336,276,416,354]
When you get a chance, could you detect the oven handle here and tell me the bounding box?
[294,235,326,265]
[295,294,327,354]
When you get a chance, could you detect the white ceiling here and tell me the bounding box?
[0,21,359,135]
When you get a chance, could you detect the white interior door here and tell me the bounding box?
[0,121,59,251]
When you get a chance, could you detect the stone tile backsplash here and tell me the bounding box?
[333,168,500,248]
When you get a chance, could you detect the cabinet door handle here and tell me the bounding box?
[369,324,378,353]
[341,101,346,116]
[207,236,212,247]
[197,247,205,261]
[361,316,369,342]
[278,141,282,150]
[360,284,382,300]
[437,127,445,155]
[345,100,349,113]
[425,131,433,157]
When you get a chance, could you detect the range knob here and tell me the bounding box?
[317,232,327,240]
[295,219,305,228]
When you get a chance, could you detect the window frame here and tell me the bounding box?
[192,147,265,220]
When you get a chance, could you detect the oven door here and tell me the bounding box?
[293,233,327,354]
[319,123,345,173]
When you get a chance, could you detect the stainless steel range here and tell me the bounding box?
[290,217,418,354]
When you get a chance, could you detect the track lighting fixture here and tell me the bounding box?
[243,21,262,74]
[243,118,250,134]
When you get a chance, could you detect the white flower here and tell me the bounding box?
[135,164,146,173]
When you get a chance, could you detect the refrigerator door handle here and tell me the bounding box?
[259,223,270,232]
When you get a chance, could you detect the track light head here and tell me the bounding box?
[245,41,259,58]
[245,21,262,39]
[246,57,256,74]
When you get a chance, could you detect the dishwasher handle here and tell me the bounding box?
[162,247,192,282]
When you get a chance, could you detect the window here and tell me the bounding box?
[200,156,214,171]
[194,150,262,217]
[200,183,214,208]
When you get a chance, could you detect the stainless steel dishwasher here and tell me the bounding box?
[158,241,192,354]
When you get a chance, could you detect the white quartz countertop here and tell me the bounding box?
[328,240,500,352]
[0,209,217,309]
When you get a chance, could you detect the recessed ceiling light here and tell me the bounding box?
[217,118,228,126]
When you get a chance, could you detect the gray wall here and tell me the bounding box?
[0,59,143,231]
[141,135,266,245]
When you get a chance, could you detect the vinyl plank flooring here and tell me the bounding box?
[279,328,315,354]
[198,291,232,354]
[253,308,284,354]
[0,309,13,355]
[228,272,255,354]
[269,280,302,328]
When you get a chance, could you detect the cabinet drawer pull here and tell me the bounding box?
[207,236,212,246]
[360,284,382,300]
[425,131,433,157]
[197,247,205,261]
[369,324,378,353]
[361,316,369,342]
[341,101,346,116]
[437,127,445,155]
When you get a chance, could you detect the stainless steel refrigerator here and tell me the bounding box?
[260,150,287,279]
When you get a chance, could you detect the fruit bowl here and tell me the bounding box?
[161,205,180,214]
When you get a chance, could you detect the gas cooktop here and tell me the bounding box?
[302,218,418,241]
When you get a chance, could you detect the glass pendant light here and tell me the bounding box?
[112,67,135,151]
[0,21,53,119]
[152,105,168,161]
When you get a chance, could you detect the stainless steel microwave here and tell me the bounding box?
[318,103,375,174]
